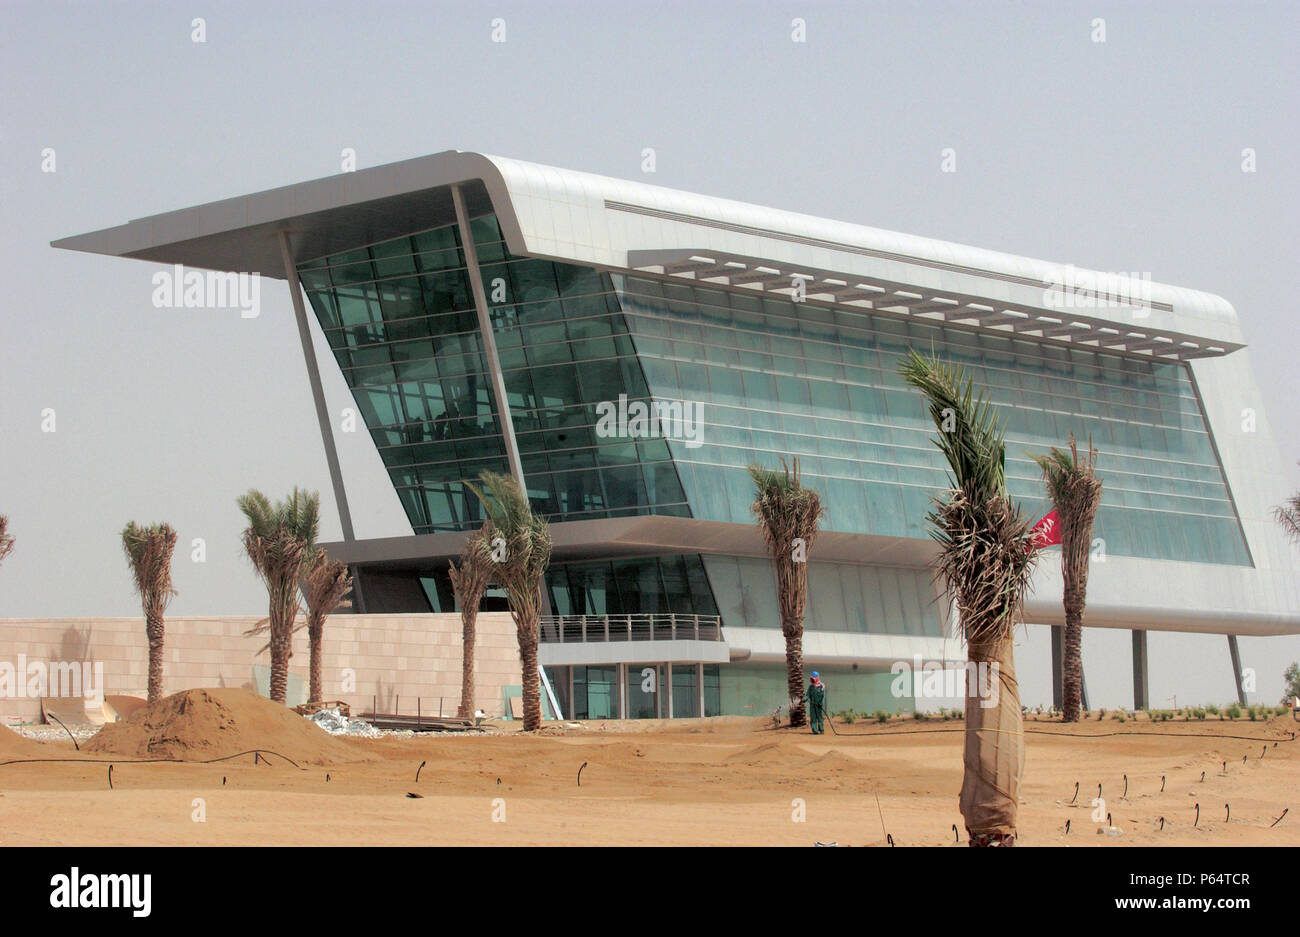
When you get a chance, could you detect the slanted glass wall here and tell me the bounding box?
[299,213,692,532]
[299,218,506,533]
[617,275,1251,566]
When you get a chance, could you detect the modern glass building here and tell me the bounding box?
[54,151,1300,718]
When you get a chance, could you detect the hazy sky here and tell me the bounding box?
[2,0,1298,708]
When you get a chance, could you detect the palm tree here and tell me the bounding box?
[301,550,351,704]
[900,349,1038,847]
[448,521,496,718]
[121,522,179,702]
[748,458,825,728]
[1274,477,1300,545]
[466,472,551,731]
[0,515,13,567]
[238,488,319,704]
[1031,434,1102,722]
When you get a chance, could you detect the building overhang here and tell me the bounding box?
[322,515,939,571]
[50,152,524,274]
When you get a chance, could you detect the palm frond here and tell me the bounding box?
[0,515,13,567]
[898,349,1037,646]
[121,521,179,612]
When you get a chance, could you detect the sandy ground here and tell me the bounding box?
[2,713,1297,846]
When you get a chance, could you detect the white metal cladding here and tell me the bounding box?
[481,153,1245,350]
[51,150,1300,636]
[55,150,1244,350]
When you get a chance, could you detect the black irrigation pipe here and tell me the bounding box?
[44,713,80,750]
[815,725,1297,742]
[0,749,306,770]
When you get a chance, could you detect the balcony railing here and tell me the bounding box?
[540,614,724,643]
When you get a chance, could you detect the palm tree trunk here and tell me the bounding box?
[959,631,1023,845]
[1061,528,1089,722]
[518,622,541,731]
[308,620,323,704]
[783,624,806,727]
[1061,611,1083,722]
[145,609,164,702]
[458,608,477,718]
[268,596,293,705]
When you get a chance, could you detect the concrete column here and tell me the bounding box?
[277,230,355,542]
[1132,629,1149,710]
[1050,625,1064,710]
[665,663,673,719]
[1228,634,1247,706]
[617,663,626,720]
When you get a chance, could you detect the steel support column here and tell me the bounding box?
[278,230,356,543]
[1228,634,1247,706]
[1132,629,1149,710]
[451,184,525,486]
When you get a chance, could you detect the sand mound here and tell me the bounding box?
[0,724,50,757]
[723,740,788,762]
[84,688,372,766]
[809,751,857,770]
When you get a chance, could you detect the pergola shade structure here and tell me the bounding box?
[629,250,1242,362]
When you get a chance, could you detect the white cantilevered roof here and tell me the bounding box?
[52,149,1245,360]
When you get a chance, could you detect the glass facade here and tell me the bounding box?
[546,555,718,617]
[301,199,1252,661]
[300,215,692,533]
[617,275,1251,566]
[704,556,945,637]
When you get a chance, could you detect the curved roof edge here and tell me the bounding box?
[50,149,1242,344]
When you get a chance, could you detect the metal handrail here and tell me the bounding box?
[538,613,723,643]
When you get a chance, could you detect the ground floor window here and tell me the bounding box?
[571,665,618,719]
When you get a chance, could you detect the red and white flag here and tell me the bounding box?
[1030,510,1062,550]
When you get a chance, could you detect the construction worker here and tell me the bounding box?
[806,672,827,734]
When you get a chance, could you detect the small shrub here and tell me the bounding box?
[1206,704,1220,716]
[914,710,929,722]
[841,710,857,725]
[1226,703,1242,720]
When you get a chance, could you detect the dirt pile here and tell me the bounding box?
[83,688,372,765]
[0,724,50,757]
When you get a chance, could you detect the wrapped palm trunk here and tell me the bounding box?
[960,632,1023,844]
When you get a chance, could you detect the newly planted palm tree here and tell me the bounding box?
[448,521,496,718]
[121,522,178,702]
[748,458,825,728]
[0,515,13,567]
[900,349,1037,846]
[466,472,551,731]
[301,550,351,704]
[1031,434,1102,723]
[238,488,319,704]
